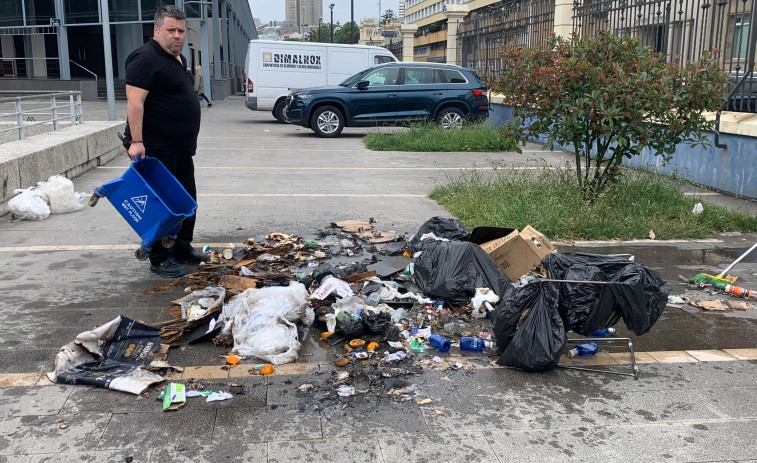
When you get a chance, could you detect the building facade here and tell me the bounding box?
[0,0,257,100]
[285,0,323,32]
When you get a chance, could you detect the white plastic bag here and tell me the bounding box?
[38,175,86,214]
[8,188,50,221]
[222,282,312,365]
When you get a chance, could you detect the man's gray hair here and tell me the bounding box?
[154,5,186,27]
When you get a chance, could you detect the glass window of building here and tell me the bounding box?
[109,0,139,22]
[0,2,24,27]
[25,0,56,25]
[65,0,100,24]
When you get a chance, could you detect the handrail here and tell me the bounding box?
[0,91,83,141]
[69,60,98,87]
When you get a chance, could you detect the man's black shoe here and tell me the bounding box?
[150,258,186,278]
[174,248,211,265]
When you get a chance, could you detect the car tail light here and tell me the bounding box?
[471,89,487,97]
[247,78,254,93]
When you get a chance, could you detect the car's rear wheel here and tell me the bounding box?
[273,99,289,123]
[436,107,465,130]
[311,105,344,137]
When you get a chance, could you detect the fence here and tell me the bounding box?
[572,0,757,112]
[0,91,83,141]
[459,0,555,80]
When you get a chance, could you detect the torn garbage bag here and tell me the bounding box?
[494,282,566,372]
[542,253,669,335]
[48,316,164,395]
[413,239,509,306]
[408,217,471,254]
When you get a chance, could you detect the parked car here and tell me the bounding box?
[285,62,489,137]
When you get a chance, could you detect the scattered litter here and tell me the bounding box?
[690,299,750,311]
[417,398,432,405]
[692,203,704,214]
[434,409,447,416]
[296,383,314,391]
[160,383,187,411]
[226,355,241,366]
[206,391,233,402]
[337,385,355,397]
[648,230,656,240]
[432,356,443,363]
[48,316,166,395]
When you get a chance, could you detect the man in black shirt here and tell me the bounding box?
[125,5,208,278]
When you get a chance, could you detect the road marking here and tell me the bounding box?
[683,192,722,196]
[2,348,753,387]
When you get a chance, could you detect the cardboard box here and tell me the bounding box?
[470,225,555,281]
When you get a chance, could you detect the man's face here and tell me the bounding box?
[154,17,185,56]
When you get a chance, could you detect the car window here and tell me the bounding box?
[440,69,468,84]
[340,68,371,87]
[403,68,436,85]
[363,67,400,86]
[374,55,396,64]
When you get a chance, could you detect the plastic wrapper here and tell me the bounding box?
[408,216,471,254]
[413,240,509,306]
[542,253,669,335]
[494,283,566,372]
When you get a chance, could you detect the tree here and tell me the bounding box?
[307,24,331,42]
[381,9,396,26]
[492,33,728,202]
[334,21,359,44]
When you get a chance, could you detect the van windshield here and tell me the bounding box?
[340,69,370,87]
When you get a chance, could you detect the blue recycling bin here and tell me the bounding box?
[92,158,196,253]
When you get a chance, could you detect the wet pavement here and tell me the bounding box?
[0,97,755,462]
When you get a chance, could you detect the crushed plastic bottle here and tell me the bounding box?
[428,334,451,352]
[366,292,380,306]
[568,342,599,358]
[460,336,492,351]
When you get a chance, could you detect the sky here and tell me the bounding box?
[249,0,401,25]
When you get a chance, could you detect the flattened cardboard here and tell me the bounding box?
[470,225,555,281]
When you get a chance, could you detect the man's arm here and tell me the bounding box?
[126,84,149,160]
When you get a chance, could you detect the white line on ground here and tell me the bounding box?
[97,166,558,170]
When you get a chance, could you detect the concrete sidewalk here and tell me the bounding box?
[0,96,755,462]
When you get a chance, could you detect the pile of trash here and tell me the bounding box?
[48,216,672,401]
[8,175,87,220]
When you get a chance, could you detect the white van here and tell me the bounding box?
[244,40,397,122]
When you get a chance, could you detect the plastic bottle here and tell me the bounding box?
[428,334,451,352]
[590,327,616,337]
[568,342,599,358]
[460,336,491,351]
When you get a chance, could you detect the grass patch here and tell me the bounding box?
[364,123,519,152]
[430,163,757,240]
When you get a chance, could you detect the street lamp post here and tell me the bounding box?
[318,17,322,42]
[350,0,354,44]
[329,4,335,43]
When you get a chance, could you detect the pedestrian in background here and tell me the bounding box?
[194,65,213,108]
[124,4,208,278]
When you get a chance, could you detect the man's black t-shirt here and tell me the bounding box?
[125,39,201,156]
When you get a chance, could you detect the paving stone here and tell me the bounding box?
[0,385,73,417]
[379,432,498,463]
[213,404,322,443]
[0,413,112,456]
[98,410,216,449]
[269,437,382,463]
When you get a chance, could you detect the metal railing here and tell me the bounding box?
[0,91,83,141]
[0,57,61,79]
[459,0,555,80]
[572,0,757,113]
[69,60,98,87]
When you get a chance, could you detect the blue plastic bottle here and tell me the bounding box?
[590,327,616,337]
[460,336,486,351]
[568,342,599,358]
[428,334,451,353]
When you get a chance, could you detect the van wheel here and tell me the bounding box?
[436,107,465,130]
[273,100,289,123]
[311,105,344,137]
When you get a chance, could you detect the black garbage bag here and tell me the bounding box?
[542,253,669,336]
[337,316,364,338]
[495,282,566,372]
[558,265,618,335]
[361,311,391,334]
[408,217,471,254]
[413,239,508,306]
